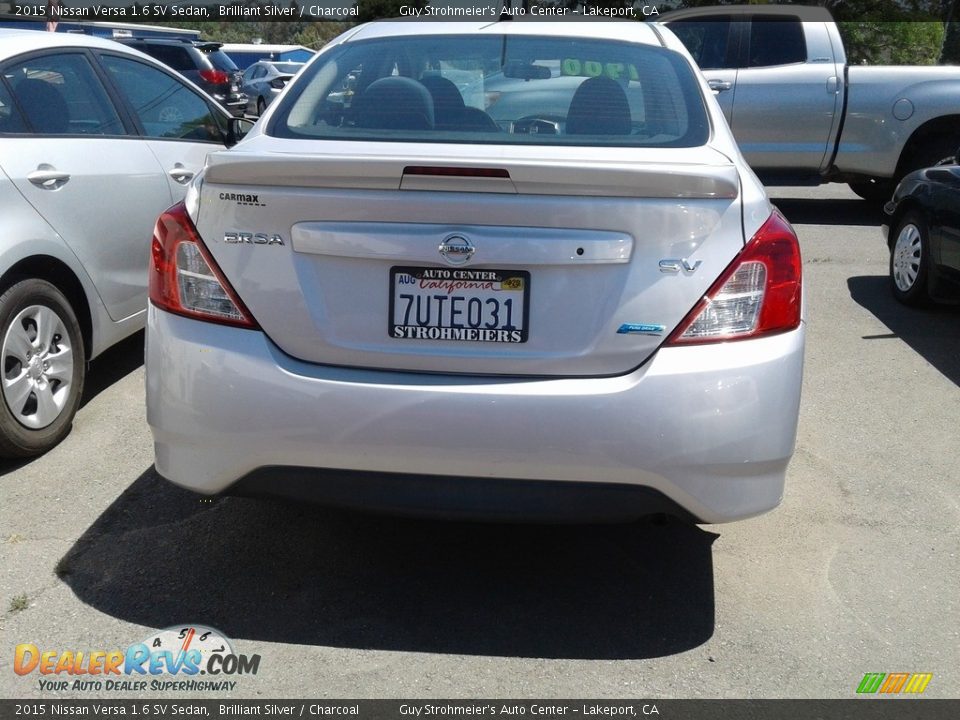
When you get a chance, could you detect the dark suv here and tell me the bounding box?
[116,38,247,117]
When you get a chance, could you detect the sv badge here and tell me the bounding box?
[659,258,702,274]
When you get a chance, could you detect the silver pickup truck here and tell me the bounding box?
[662,5,960,200]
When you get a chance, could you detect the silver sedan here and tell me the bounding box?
[0,29,243,457]
[146,21,805,523]
[241,60,304,117]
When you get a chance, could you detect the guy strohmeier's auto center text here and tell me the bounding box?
[398,705,659,717]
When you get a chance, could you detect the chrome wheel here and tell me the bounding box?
[892,223,922,292]
[2,304,74,430]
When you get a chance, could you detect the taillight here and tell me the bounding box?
[150,202,258,329]
[198,69,230,85]
[666,209,801,345]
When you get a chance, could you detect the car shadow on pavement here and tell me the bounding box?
[56,467,718,660]
[773,198,883,227]
[848,275,960,386]
[80,330,144,409]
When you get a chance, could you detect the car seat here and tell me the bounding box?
[566,76,631,136]
[14,79,69,134]
[352,76,434,131]
[419,75,499,132]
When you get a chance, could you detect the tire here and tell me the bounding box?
[257,97,266,116]
[0,279,85,458]
[889,211,930,306]
[849,179,894,203]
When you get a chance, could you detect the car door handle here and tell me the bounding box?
[707,79,733,93]
[27,168,71,190]
[168,164,195,185]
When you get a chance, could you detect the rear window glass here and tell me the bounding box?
[748,18,807,67]
[204,50,239,72]
[271,35,709,148]
[0,80,26,133]
[668,18,734,70]
[137,44,193,72]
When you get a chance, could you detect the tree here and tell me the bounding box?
[838,22,944,65]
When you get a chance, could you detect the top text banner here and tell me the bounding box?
[8,1,670,23]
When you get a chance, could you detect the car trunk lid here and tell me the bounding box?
[194,141,745,377]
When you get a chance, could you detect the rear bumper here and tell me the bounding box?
[214,94,249,116]
[147,307,805,524]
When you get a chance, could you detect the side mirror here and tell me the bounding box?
[225,117,256,148]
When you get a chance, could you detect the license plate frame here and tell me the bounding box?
[389,266,530,344]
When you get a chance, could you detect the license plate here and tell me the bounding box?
[390,266,529,343]
[230,84,239,92]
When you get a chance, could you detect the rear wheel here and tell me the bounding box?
[257,97,266,116]
[890,211,930,306]
[0,279,85,458]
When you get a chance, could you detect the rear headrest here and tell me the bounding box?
[353,77,434,131]
[420,75,465,118]
[566,76,631,136]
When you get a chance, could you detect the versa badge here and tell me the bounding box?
[224,231,284,246]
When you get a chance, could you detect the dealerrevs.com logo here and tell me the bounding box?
[14,625,261,693]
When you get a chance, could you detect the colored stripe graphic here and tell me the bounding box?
[903,674,933,694]
[857,673,886,694]
[857,672,933,694]
[879,672,910,693]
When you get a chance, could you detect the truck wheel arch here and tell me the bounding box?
[896,116,960,180]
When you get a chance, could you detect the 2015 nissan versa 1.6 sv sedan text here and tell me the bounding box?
[146,20,805,523]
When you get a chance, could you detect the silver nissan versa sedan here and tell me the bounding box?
[146,20,805,523]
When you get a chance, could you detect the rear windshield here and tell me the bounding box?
[203,49,239,72]
[270,35,709,148]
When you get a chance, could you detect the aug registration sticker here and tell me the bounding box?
[390,266,530,343]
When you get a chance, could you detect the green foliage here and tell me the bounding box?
[9,594,28,612]
[838,22,944,65]
[163,20,347,46]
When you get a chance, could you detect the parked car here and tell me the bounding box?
[241,60,304,116]
[146,21,804,524]
[884,150,960,305]
[0,29,248,457]
[115,38,247,117]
